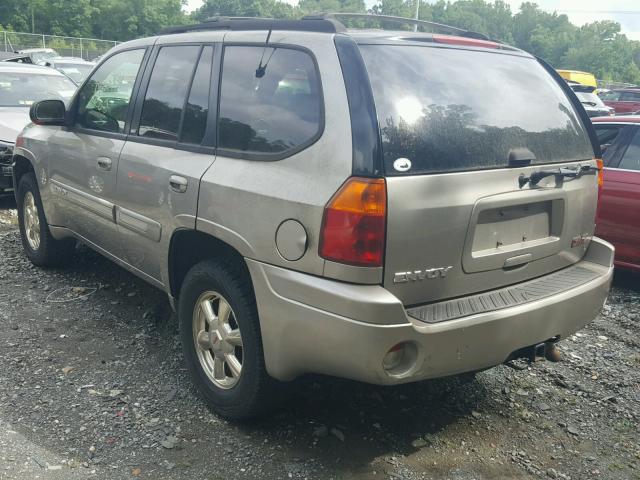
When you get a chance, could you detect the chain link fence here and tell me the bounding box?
[1,31,118,61]
[597,80,639,90]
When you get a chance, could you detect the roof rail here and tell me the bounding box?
[158,14,489,41]
[159,16,344,35]
[304,13,490,40]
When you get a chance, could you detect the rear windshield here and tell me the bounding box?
[359,45,594,175]
[575,91,606,107]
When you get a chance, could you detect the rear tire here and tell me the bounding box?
[16,173,74,267]
[178,258,279,420]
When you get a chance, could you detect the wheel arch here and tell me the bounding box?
[12,153,36,186]
[168,229,252,299]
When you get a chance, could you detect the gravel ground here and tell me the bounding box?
[0,193,639,480]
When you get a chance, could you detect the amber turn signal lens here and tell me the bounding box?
[596,158,604,188]
[319,177,386,267]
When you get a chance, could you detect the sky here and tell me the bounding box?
[184,0,640,40]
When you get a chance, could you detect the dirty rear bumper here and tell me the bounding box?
[247,237,614,384]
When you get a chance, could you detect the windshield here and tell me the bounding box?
[32,51,57,64]
[0,72,76,107]
[359,45,593,175]
[576,91,605,107]
[56,63,94,83]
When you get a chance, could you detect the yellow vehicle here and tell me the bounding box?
[556,69,597,88]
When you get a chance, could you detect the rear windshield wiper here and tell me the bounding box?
[519,164,598,188]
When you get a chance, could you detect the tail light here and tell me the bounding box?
[319,177,386,267]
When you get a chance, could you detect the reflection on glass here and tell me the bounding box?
[139,45,201,141]
[395,96,424,124]
[218,46,322,155]
[76,49,145,133]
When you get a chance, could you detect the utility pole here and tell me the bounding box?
[414,0,420,32]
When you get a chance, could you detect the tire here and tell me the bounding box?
[178,258,279,420]
[16,173,74,268]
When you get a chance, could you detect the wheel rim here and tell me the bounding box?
[193,291,244,389]
[23,191,41,251]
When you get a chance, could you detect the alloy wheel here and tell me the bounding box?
[192,291,244,389]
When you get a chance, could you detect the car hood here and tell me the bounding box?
[0,107,31,144]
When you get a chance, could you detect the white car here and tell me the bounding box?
[0,63,76,192]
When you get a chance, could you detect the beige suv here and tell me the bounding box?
[12,15,614,419]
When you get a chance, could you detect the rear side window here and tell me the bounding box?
[619,128,640,171]
[359,45,594,175]
[138,45,200,140]
[620,91,640,102]
[599,91,620,101]
[218,46,322,158]
[594,124,627,165]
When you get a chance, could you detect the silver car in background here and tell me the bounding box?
[0,63,76,192]
[11,15,614,419]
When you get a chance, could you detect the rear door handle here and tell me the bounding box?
[169,175,188,193]
[97,157,112,171]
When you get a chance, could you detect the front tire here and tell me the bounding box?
[16,173,74,267]
[178,258,278,420]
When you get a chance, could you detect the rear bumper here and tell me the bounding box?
[247,237,614,384]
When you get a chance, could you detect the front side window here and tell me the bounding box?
[619,128,640,171]
[218,46,322,157]
[138,45,201,141]
[76,49,145,133]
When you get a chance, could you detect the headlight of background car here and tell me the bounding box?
[0,141,14,166]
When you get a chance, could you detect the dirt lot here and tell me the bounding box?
[0,193,638,480]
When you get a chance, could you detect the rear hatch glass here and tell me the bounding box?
[358,43,598,307]
[359,45,593,176]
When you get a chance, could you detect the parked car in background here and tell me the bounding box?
[600,89,640,114]
[0,63,76,192]
[570,83,614,117]
[41,57,95,85]
[13,16,613,419]
[557,69,597,88]
[592,116,640,272]
[0,52,33,64]
[16,48,58,65]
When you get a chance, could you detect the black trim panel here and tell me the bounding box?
[334,35,383,177]
[408,264,600,323]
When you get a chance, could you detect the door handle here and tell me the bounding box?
[97,157,112,171]
[169,175,188,193]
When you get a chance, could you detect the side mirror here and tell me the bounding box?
[30,99,66,126]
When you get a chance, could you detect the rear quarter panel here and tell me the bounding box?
[197,32,353,278]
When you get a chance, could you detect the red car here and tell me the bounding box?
[592,116,640,272]
[600,88,640,114]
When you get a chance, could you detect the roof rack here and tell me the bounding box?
[159,16,344,35]
[159,14,489,41]
[307,13,490,40]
